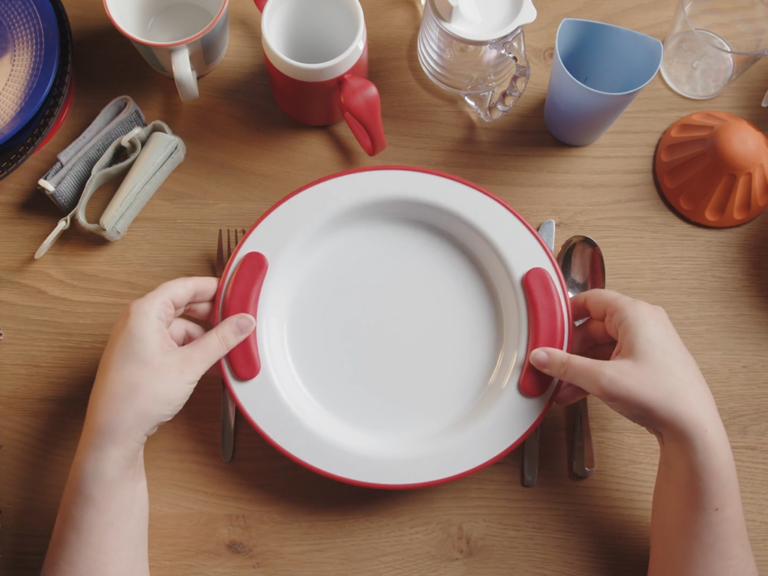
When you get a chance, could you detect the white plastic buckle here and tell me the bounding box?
[35,214,73,260]
[37,178,56,193]
[120,126,143,148]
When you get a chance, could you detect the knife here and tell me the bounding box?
[522,219,555,487]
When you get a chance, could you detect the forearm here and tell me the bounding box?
[648,423,757,576]
[42,429,150,576]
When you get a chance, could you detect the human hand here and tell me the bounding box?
[529,289,721,441]
[81,277,255,452]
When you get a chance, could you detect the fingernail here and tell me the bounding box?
[529,349,549,369]
[235,314,256,336]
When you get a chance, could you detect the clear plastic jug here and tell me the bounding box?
[417,0,537,122]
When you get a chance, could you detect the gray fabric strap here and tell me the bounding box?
[34,121,185,259]
[75,121,186,241]
[38,96,146,212]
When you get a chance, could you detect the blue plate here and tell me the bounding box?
[0,0,60,145]
[0,0,72,181]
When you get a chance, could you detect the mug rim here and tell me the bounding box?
[261,0,366,83]
[103,0,230,48]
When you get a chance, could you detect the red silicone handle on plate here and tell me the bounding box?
[519,267,565,398]
[223,251,269,381]
[339,75,387,157]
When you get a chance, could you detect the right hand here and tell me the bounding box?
[529,289,722,442]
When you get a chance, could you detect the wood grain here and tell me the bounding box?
[2,0,768,574]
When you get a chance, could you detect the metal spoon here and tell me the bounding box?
[521,219,556,488]
[556,236,606,479]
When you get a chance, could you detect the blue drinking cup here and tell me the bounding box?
[544,19,663,146]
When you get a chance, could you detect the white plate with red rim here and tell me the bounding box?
[214,167,572,488]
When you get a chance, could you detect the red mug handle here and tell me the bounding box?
[339,75,387,156]
[254,0,268,11]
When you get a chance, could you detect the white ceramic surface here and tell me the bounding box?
[104,0,230,101]
[261,0,366,82]
[218,168,570,487]
[431,0,536,43]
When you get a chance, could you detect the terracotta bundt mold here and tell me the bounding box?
[655,111,768,228]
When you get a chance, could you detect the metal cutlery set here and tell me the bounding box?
[522,221,601,486]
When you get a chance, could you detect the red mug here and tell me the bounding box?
[253,0,386,156]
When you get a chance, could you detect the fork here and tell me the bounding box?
[217,228,246,462]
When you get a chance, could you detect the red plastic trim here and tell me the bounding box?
[519,268,565,397]
[35,75,74,154]
[104,0,230,48]
[254,0,268,11]
[339,75,386,156]
[223,252,269,381]
[263,50,369,126]
[213,166,573,489]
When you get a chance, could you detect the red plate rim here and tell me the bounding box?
[34,73,74,153]
[214,165,574,489]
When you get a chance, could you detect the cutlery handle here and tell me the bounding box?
[521,425,541,487]
[223,252,269,381]
[573,398,595,477]
[220,382,237,462]
[519,267,565,397]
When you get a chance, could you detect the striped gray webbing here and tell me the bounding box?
[34,121,186,259]
[38,96,146,212]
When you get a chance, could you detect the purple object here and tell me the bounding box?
[0,0,60,145]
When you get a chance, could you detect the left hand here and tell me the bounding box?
[81,277,255,452]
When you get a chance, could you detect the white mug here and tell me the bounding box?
[104,0,230,102]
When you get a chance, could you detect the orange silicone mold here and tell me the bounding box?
[655,111,768,228]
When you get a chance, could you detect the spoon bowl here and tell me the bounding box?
[557,235,606,299]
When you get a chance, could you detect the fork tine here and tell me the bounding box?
[227,228,232,260]
[241,228,246,242]
[235,228,239,248]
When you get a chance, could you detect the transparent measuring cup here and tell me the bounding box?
[417,0,536,122]
[660,0,768,103]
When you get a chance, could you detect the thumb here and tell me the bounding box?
[182,314,256,376]
[529,347,609,398]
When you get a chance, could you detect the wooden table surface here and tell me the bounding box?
[2,0,768,574]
